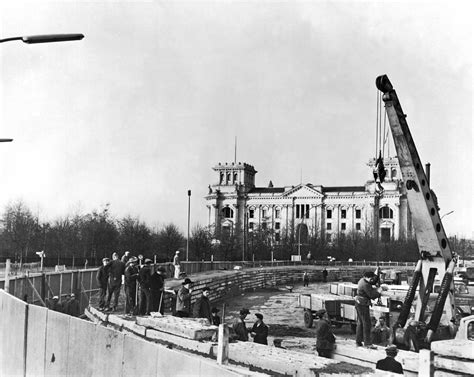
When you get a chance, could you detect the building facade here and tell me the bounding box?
[205,158,412,250]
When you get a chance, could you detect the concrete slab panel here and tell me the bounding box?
[26,304,48,377]
[67,317,97,377]
[0,291,27,376]
[92,326,125,377]
[156,346,202,377]
[122,336,158,376]
[45,309,71,376]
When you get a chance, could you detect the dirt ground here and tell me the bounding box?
[213,281,356,354]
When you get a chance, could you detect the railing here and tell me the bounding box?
[0,260,416,311]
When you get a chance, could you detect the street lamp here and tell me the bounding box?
[1,33,84,142]
[440,210,454,220]
[0,34,84,44]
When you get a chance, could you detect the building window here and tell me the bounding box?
[275,233,280,242]
[249,222,254,231]
[327,223,332,230]
[262,222,267,230]
[341,209,346,219]
[341,223,346,231]
[356,209,361,219]
[379,206,393,219]
[296,204,310,219]
[222,225,231,238]
[356,223,361,231]
[233,172,238,183]
[222,207,234,218]
[226,172,231,184]
[262,208,268,218]
[275,208,281,219]
[220,172,224,184]
[327,209,332,219]
[249,209,254,219]
[275,222,280,230]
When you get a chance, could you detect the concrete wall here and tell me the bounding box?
[0,290,251,377]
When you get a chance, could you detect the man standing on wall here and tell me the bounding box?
[138,259,153,315]
[96,257,110,310]
[150,266,166,314]
[176,278,193,317]
[193,286,212,324]
[124,257,139,315]
[105,252,125,312]
[232,308,250,342]
[173,250,181,279]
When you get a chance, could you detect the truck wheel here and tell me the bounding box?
[350,323,357,334]
[304,310,314,328]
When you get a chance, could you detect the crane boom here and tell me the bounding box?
[376,75,456,344]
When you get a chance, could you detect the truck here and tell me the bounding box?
[298,282,405,332]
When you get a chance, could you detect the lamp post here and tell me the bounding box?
[187,189,191,261]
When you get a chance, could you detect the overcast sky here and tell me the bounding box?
[0,1,472,238]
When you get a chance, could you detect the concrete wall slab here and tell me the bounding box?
[45,309,71,376]
[67,317,97,377]
[25,304,48,377]
[0,291,27,376]
[93,325,125,377]
[122,336,158,376]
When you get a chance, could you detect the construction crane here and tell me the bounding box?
[376,75,457,350]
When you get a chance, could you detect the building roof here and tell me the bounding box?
[249,187,286,194]
[322,186,366,193]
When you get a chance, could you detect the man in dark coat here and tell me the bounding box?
[251,313,269,345]
[232,308,250,341]
[150,266,166,314]
[314,309,335,358]
[106,252,125,312]
[211,307,221,326]
[376,345,403,374]
[124,257,139,314]
[96,257,110,310]
[138,259,153,315]
[64,293,80,317]
[176,278,193,317]
[355,271,385,348]
[193,286,212,323]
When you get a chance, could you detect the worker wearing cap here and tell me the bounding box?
[314,309,335,358]
[232,308,250,341]
[193,287,212,324]
[250,313,269,345]
[173,250,181,279]
[105,252,126,312]
[176,278,194,317]
[211,307,221,326]
[150,266,166,314]
[355,271,386,348]
[138,259,153,315]
[96,257,110,310]
[124,257,139,315]
[376,345,403,374]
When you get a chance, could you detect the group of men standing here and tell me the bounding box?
[96,251,166,314]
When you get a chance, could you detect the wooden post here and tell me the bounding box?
[5,258,11,293]
[419,349,434,376]
[216,324,229,365]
